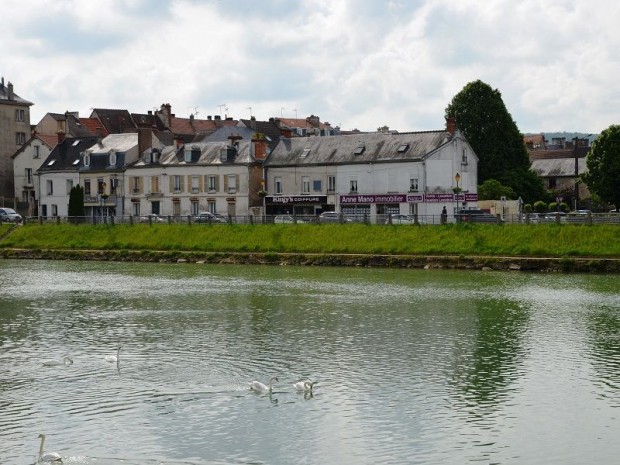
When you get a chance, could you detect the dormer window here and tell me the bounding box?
[301,148,311,158]
[184,150,192,162]
[398,144,409,153]
[144,152,152,164]
[83,154,90,167]
[220,148,227,162]
[354,145,365,155]
[109,151,117,166]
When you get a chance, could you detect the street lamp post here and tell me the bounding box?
[454,172,461,212]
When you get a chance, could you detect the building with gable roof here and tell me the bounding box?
[37,136,98,218]
[1,77,33,199]
[264,118,478,223]
[11,134,55,216]
[124,132,269,218]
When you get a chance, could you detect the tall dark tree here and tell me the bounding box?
[445,80,545,203]
[68,184,85,218]
[583,124,620,210]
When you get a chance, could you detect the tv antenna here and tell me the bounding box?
[217,104,226,117]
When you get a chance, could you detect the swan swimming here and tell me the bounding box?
[293,380,315,392]
[249,376,278,394]
[42,357,73,367]
[37,433,62,463]
[105,346,122,363]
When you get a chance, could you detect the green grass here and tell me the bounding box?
[1,222,619,257]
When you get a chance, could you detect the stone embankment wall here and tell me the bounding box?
[2,248,619,273]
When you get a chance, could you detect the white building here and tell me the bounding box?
[12,134,55,216]
[264,120,478,223]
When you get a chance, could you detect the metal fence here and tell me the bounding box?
[16,212,620,226]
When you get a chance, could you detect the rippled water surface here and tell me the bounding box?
[0,260,618,464]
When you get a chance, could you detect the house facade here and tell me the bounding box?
[11,134,55,216]
[123,134,268,218]
[37,136,98,218]
[264,121,478,223]
[0,77,33,199]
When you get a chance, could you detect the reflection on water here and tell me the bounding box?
[0,260,618,465]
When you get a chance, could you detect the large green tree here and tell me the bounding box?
[582,124,620,210]
[445,80,545,203]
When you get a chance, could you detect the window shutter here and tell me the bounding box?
[180,176,184,192]
[235,175,240,193]
[215,175,219,192]
[169,176,174,193]
[199,175,204,192]
[138,177,143,193]
[223,175,228,192]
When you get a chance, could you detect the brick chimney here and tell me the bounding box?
[446,116,457,135]
[138,127,152,156]
[57,131,66,145]
[8,82,14,100]
[252,134,268,160]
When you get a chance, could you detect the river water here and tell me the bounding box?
[0,260,618,465]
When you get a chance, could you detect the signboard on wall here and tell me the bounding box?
[339,193,478,204]
[266,195,327,205]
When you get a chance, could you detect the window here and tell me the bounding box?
[398,144,409,153]
[350,179,358,193]
[132,177,140,194]
[354,145,365,155]
[66,179,73,195]
[151,201,160,215]
[110,178,118,195]
[548,178,557,189]
[409,178,418,192]
[132,202,140,217]
[51,205,58,217]
[47,159,56,166]
[313,180,322,192]
[83,154,90,167]
[227,174,237,193]
[84,179,91,195]
[302,176,310,194]
[15,109,25,122]
[46,180,53,195]
[191,175,200,193]
[301,148,311,158]
[208,175,217,192]
[109,152,117,166]
[191,200,200,215]
[328,175,336,193]
[33,145,40,159]
[72,159,80,166]
[173,175,182,192]
[25,168,33,185]
[208,200,216,214]
[16,132,26,145]
[275,177,282,194]
[184,150,192,162]
[97,179,105,195]
[173,201,181,216]
[462,149,468,165]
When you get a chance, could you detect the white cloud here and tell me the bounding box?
[1,0,618,133]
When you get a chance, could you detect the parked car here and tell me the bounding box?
[565,210,592,223]
[455,209,499,223]
[0,207,23,223]
[194,212,224,223]
[274,215,306,224]
[318,212,352,223]
[139,214,166,223]
[385,214,415,225]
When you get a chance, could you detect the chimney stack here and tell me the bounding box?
[57,131,66,145]
[446,116,457,135]
[8,82,14,100]
[252,134,268,160]
[138,127,152,156]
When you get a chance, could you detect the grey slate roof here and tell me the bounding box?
[531,158,586,177]
[0,80,33,106]
[265,131,453,167]
[133,140,257,167]
[37,137,98,173]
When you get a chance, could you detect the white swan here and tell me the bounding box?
[37,433,62,463]
[293,380,315,392]
[42,357,73,367]
[249,376,278,393]
[105,346,122,363]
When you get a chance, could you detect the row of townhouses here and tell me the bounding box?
[14,117,478,222]
[4,76,478,221]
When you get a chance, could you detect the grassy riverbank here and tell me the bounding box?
[1,222,619,257]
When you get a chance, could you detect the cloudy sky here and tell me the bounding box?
[2,0,618,133]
